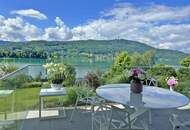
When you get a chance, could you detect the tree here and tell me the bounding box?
[131,50,156,67]
[180,56,190,67]
[142,50,156,66]
[112,51,131,73]
[131,52,143,67]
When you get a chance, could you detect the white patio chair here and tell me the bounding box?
[169,86,190,130]
[144,77,158,126]
[169,112,190,130]
[144,78,158,87]
[70,79,105,122]
[91,102,112,130]
[92,103,147,130]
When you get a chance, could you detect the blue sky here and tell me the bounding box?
[1,0,190,27]
[0,0,190,53]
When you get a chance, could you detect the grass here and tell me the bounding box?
[0,87,70,113]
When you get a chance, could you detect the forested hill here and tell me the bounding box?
[0,39,188,65]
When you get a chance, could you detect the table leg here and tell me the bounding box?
[39,96,42,119]
[41,97,44,110]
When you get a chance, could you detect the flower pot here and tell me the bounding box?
[169,86,174,91]
[51,84,62,90]
[130,81,143,93]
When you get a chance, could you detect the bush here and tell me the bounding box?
[22,82,42,88]
[176,67,190,81]
[106,70,130,84]
[147,64,177,77]
[65,86,95,106]
[84,72,101,89]
[111,51,131,74]
[65,87,78,105]
[156,76,168,88]
[0,74,33,89]
[180,55,190,67]
[0,63,18,77]
[174,80,190,98]
[63,65,76,86]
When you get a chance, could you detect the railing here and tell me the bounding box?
[0,65,46,130]
[0,64,189,130]
[0,64,46,81]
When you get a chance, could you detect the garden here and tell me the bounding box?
[0,51,190,114]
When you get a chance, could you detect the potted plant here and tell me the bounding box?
[129,68,145,93]
[43,63,65,90]
[167,76,178,91]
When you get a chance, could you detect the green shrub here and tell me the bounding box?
[0,74,33,89]
[22,82,42,88]
[174,80,190,98]
[65,87,78,105]
[0,63,18,77]
[156,76,168,88]
[180,55,190,67]
[41,82,50,88]
[111,51,131,74]
[106,70,130,84]
[65,86,95,106]
[63,65,76,86]
[148,64,177,77]
[176,68,190,81]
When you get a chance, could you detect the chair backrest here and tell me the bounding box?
[145,78,158,87]
[74,78,92,98]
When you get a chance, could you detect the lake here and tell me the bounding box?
[0,57,113,78]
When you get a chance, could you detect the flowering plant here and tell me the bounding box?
[43,63,66,84]
[167,76,178,87]
[129,68,145,83]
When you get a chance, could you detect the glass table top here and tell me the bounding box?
[96,84,190,109]
[40,88,67,96]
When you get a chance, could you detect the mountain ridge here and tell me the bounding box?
[0,39,188,65]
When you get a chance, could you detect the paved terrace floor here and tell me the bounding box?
[15,108,190,130]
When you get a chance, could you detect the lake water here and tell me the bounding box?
[0,58,113,78]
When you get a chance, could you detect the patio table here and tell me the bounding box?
[96,84,189,130]
[39,88,67,119]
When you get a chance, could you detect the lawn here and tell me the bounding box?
[0,87,70,113]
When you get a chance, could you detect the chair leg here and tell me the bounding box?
[108,108,113,130]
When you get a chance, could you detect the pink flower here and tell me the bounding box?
[131,68,143,77]
[167,77,178,87]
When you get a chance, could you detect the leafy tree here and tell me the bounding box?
[180,55,190,67]
[131,52,143,67]
[131,50,155,67]
[177,68,190,81]
[112,51,131,73]
[142,50,156,66]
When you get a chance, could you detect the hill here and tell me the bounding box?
[0,39,188,65]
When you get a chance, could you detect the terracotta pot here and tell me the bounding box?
[130,81,143,93]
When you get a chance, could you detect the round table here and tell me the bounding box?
[96,84,189,109]
[96,84,189,130]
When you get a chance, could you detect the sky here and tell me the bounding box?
[0,0,190,53]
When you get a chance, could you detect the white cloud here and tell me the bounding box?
[1,3,190,53]
[0,17,41,41]
[42,17,73,41]
[11,9,47,20]
[71,3,190,53]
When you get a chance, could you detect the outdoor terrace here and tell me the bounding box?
[0,64,190,130]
